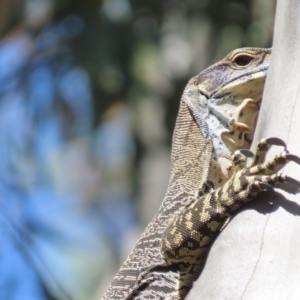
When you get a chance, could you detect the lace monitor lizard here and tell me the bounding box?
[102,47,300,300]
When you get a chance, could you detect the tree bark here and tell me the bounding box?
[187,0,300,299]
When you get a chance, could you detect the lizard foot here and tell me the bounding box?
[161,138,299,265]
[232,137,287,172]
[224,139,300,205]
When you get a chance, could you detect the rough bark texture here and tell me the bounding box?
[186,1,300,299]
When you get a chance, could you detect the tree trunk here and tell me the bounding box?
[187,0,300,299]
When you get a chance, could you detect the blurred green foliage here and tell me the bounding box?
[44,0,275,129]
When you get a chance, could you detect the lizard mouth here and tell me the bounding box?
[198,62,269,99]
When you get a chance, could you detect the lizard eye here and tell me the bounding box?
[232,54,255,68]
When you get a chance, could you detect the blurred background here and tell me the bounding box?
[0,0,275,299]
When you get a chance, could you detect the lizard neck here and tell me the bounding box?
[184,76,263,192]
[168,96,212,196]
[165,57,265,201]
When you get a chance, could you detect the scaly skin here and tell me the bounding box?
[102,48,299,300]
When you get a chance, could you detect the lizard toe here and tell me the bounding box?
[247,151,298,175]
[248,137,287,167]
[232,150,248,171]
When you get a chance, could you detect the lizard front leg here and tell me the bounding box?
[161,138,300,265]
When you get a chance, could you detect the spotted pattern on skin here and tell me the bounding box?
[161,138,300,266]
[102,48,283,300]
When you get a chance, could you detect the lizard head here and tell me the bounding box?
[184,47,271,180]
[196,47,271,99]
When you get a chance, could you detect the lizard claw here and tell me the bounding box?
[278,176,300,194]
[258,182,274,191]
[240,149,254,158]
[285,176,300,186]
[287,154,300,165]
[265,137,287,149]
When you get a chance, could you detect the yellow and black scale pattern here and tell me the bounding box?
[102,48,300,300]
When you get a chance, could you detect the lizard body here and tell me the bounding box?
[103,48,299,299]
